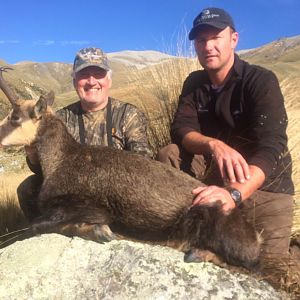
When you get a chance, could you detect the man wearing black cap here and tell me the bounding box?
[158,7,295,280]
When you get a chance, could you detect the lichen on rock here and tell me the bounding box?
[0,234,287,300]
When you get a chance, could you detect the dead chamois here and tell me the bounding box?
[0,67,261,271]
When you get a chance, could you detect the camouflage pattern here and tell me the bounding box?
[56,98,153,158]
[72,47,110,76]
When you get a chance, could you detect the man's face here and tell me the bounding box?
[74,66,112,111]
[194,26,238,72]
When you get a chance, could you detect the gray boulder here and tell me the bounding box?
[0,234,286,300]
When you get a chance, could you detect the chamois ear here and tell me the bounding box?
[44,90,55,106]
[32,95,48,119]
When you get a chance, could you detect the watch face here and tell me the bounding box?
[232,189,241,200]
[229,188,242,206]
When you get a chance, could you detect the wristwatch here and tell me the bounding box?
[227,188,242,207]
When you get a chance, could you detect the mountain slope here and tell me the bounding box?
[108,50,173,69]
[0,35,299,113]
[239,35,300,64]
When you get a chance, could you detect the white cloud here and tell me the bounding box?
[34,40,55,46]
[0,40,20,44]
[32,40,91,47]
[60,40,90,46]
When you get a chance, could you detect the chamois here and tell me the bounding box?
[0,67,261,270]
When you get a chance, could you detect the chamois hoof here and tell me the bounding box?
[30,218,55,235]
[93,224,116,243]
[184,249,226,268]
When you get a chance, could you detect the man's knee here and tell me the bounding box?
[156,144,206,179]
[242,191,294,257]
[156,144,180,166]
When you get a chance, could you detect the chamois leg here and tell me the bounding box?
[179,205,261,271]
[32,198,116,243]
[32,220,115,243]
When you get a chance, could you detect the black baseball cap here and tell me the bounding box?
[189,7,236,40]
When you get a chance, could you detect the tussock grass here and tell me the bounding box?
[0,172,29,237]
[127,57,199,154]
[286,109,300,232]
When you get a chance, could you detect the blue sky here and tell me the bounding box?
[1,0,299,64]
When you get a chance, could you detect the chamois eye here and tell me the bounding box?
[9,113,22,126]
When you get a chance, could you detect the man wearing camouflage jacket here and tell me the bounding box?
[19,47,152,221]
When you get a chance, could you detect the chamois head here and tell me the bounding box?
[0,66,55,147]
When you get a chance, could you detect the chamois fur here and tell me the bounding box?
[1,96,261,271]
[34,105,261,270]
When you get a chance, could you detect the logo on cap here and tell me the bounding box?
[72,47,110,76]
[188,7,236,40]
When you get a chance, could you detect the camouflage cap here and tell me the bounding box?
[72,47,110,76]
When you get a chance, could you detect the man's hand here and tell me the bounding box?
[209,140,250,184]
[192,185,236,214]
[181,131,250,184]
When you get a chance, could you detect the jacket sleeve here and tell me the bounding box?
[171,73,201,145]
[245,69,289,178]
[123,104,154,158]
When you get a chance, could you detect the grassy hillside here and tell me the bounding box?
[239,35,300,112]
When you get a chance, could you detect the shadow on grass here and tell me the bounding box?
[0,195,30,248]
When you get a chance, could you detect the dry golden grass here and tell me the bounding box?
[286,109,300,233]
[279,72,300,233]
[113,57,200,153]
[0,172,29,237]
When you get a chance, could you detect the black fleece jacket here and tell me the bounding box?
[171,55,294,195]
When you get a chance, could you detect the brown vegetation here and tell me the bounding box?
[0,173,28,243]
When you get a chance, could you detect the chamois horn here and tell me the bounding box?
[0,66,19,105]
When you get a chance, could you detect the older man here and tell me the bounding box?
[20,47,152,220]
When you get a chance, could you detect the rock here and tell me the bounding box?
[0,234,286,300]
